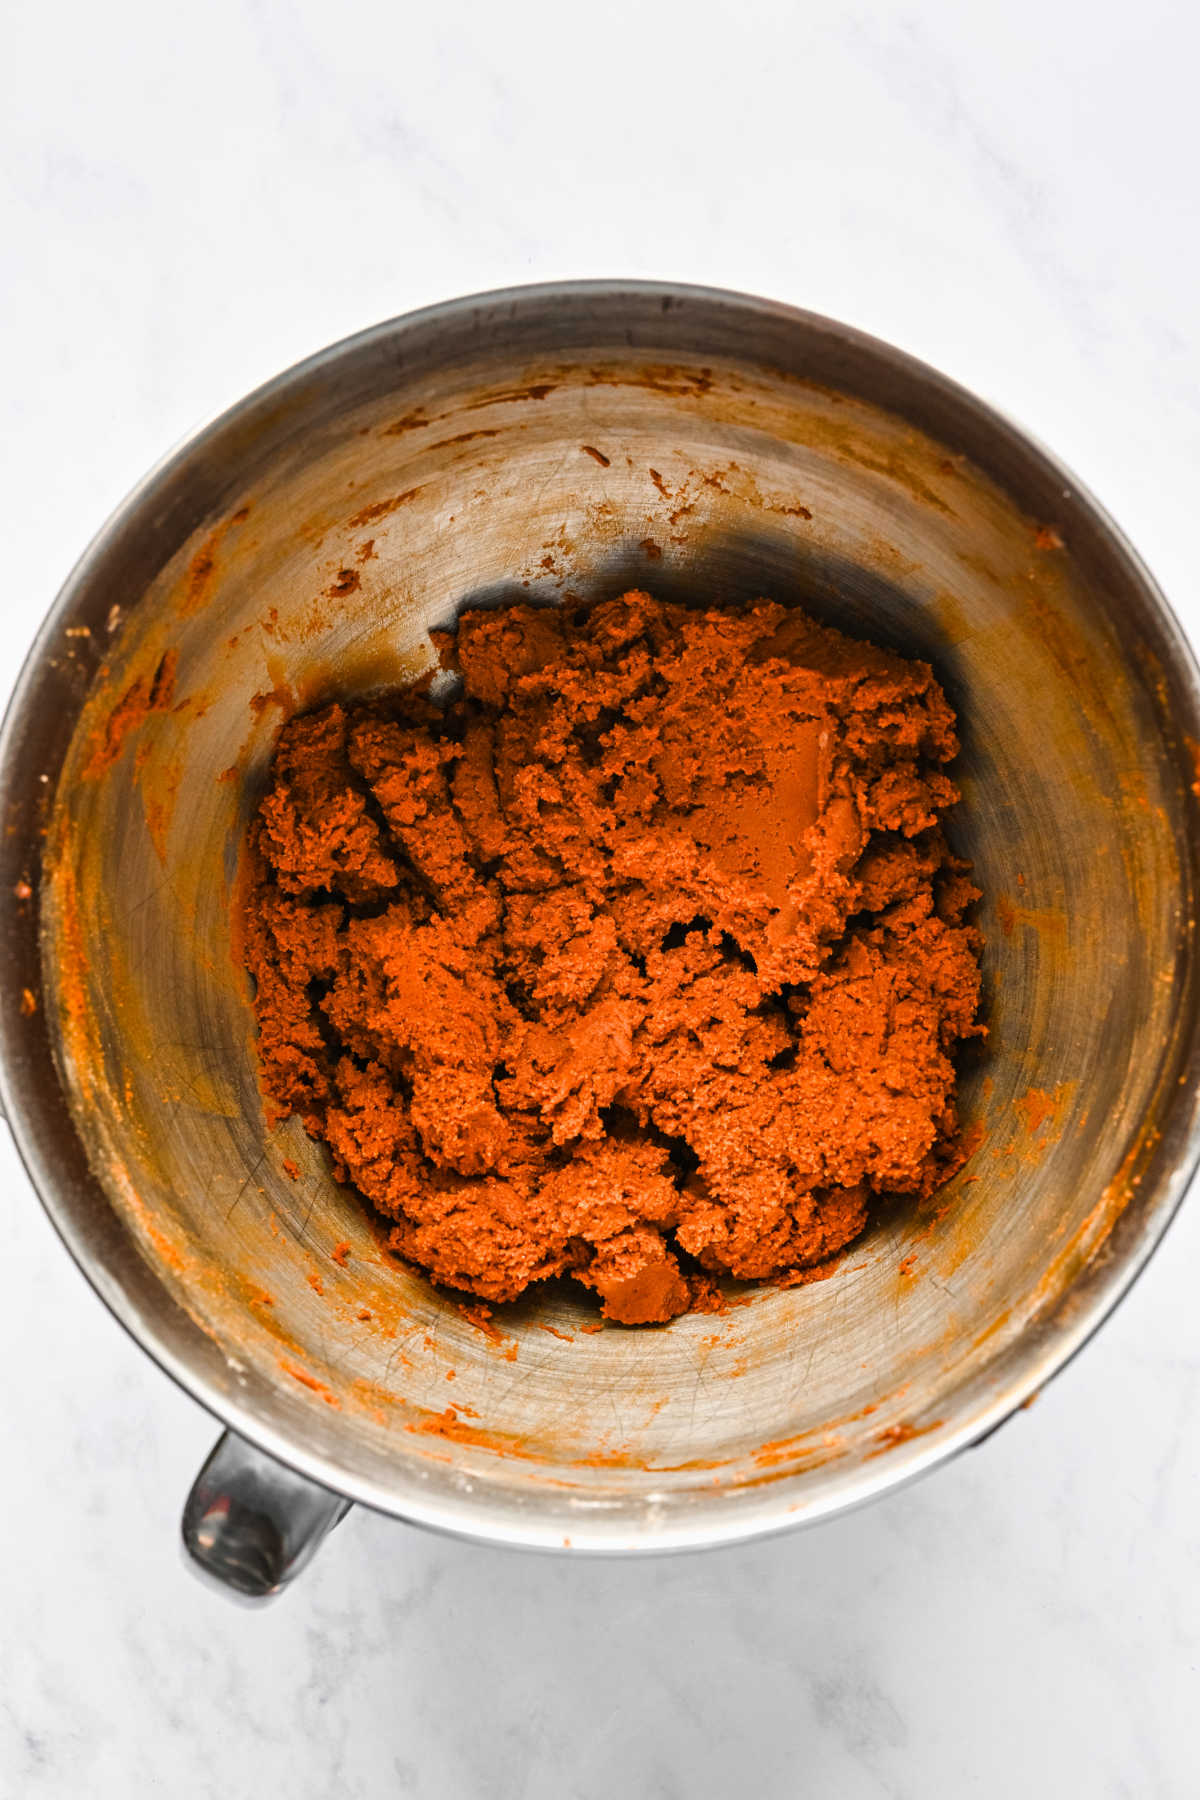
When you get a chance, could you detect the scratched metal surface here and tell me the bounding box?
[8,285,1200,1548]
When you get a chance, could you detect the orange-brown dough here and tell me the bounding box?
[243,592,982,1324]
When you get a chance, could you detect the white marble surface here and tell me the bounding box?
[4,2,1200,1793]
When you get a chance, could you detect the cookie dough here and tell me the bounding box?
[243,592,982,1323]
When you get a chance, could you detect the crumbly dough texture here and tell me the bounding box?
[243,592,982,1323]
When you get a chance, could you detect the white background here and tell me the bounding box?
[4,3,1200,1795]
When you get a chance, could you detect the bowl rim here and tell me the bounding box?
[3,277,1200,1552]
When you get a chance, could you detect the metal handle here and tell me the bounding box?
[181,1430,351,1601]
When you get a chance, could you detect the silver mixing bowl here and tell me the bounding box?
[3,282,1199,1598]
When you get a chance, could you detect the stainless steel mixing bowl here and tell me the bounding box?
[3,282,1199,1598]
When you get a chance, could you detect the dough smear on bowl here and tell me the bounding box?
[243,590,983,1323]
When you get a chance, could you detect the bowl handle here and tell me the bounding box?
[181,1429,351,1600]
